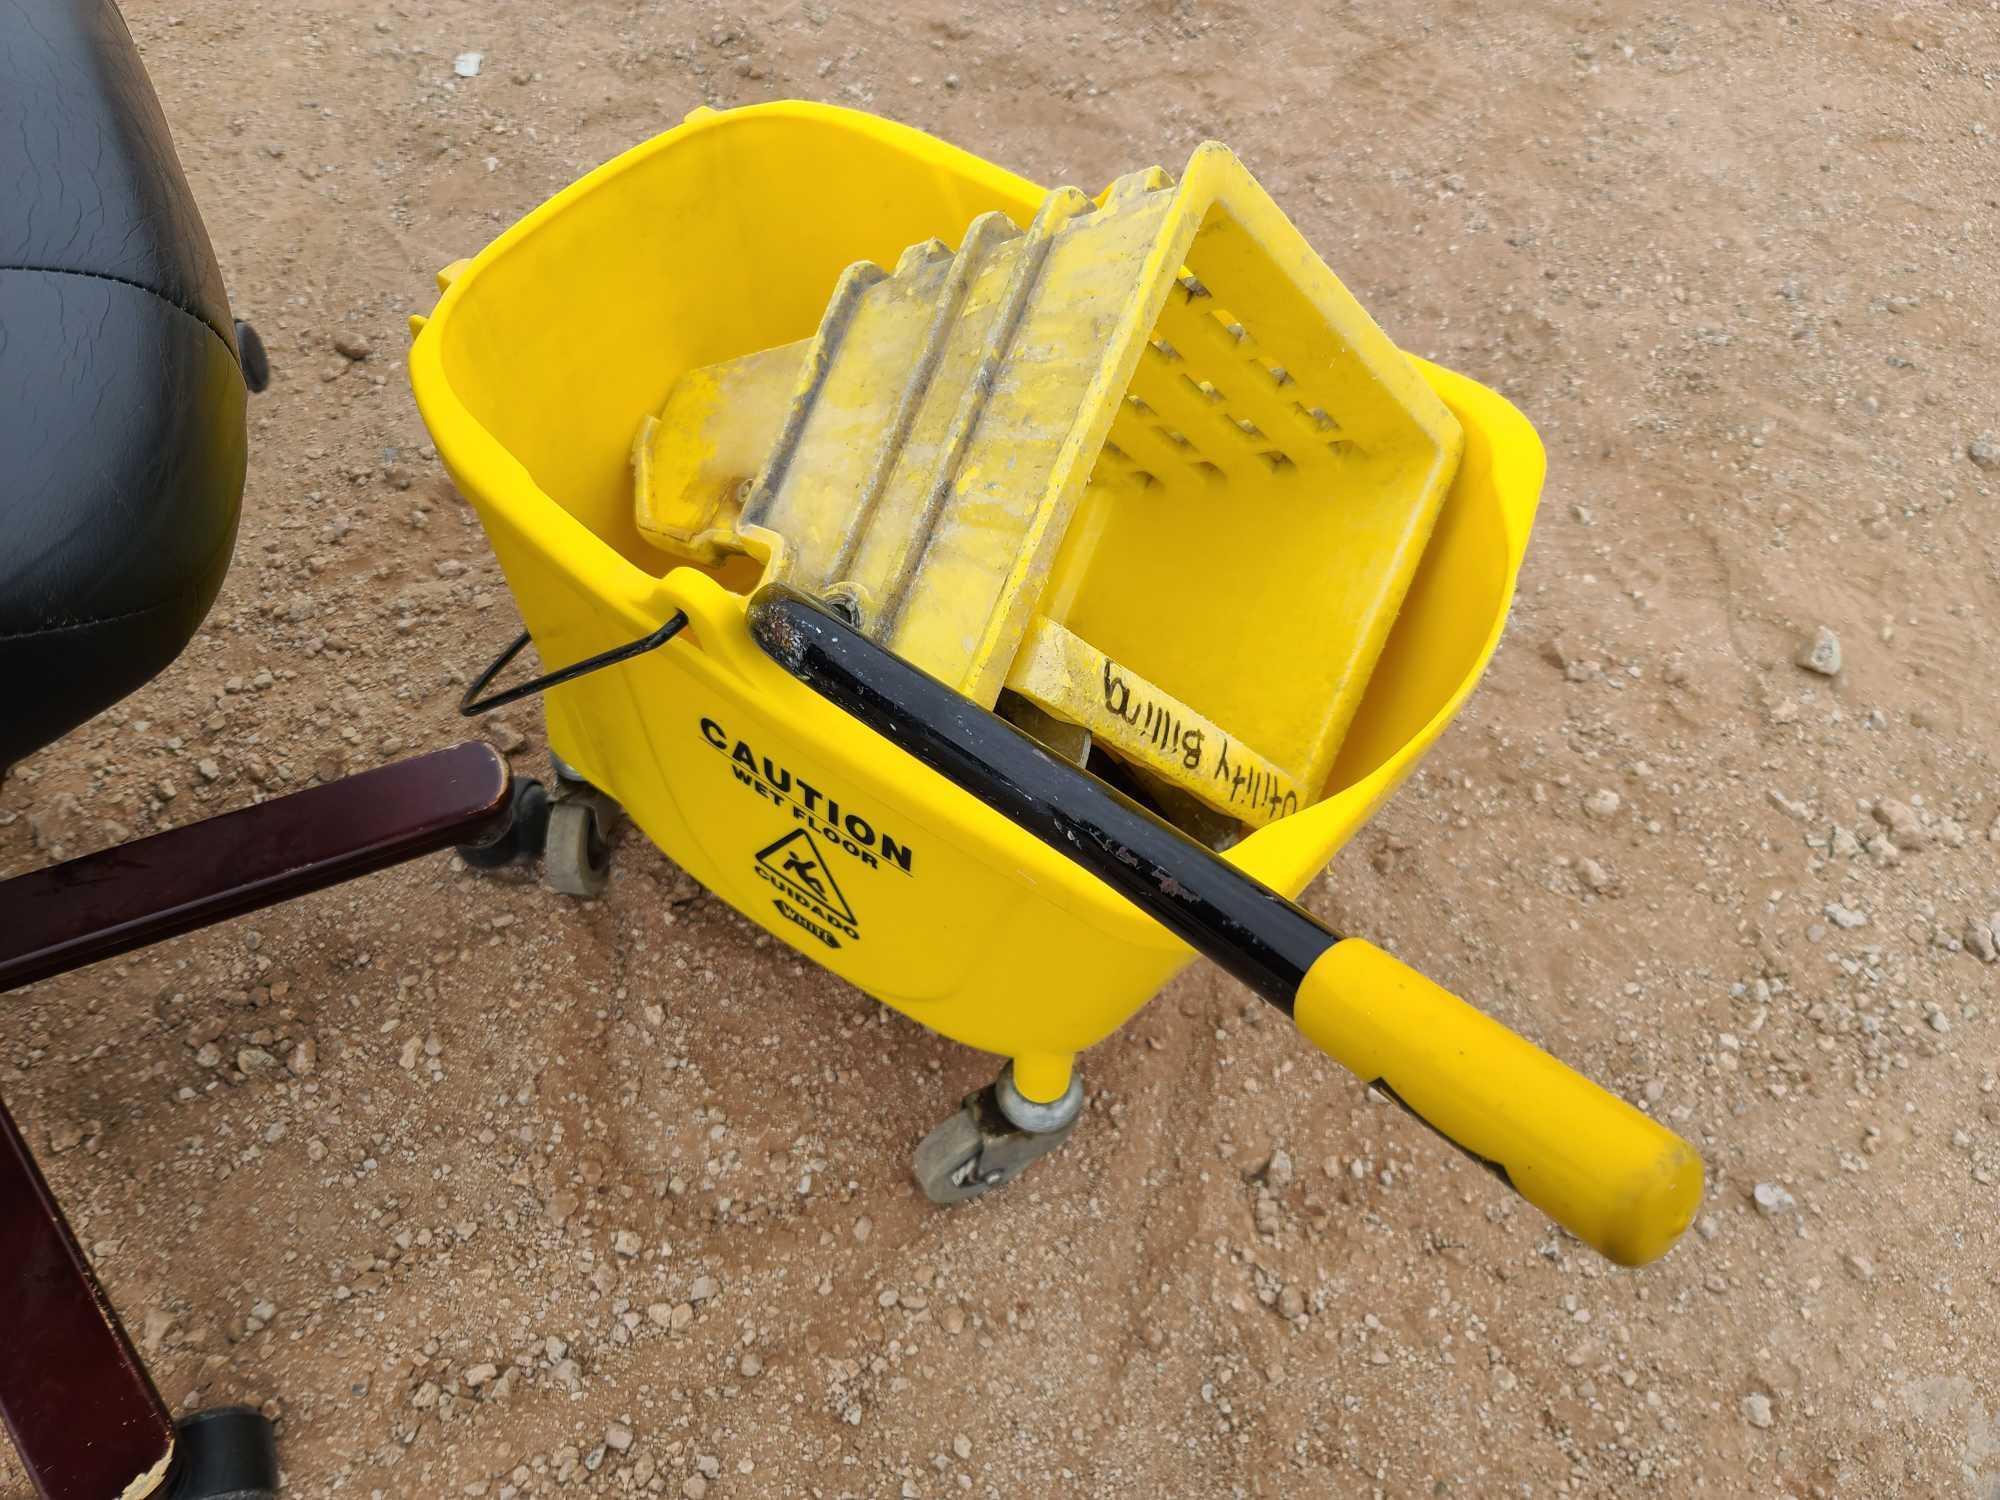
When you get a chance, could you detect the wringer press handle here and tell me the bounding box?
[746,587,1703,1267]
[1290,941,1700,1267]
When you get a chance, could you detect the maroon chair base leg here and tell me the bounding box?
[0,1099,283,1499]
[0,1091,175,1498]
[1,742,512,993]
[1,742,515,1496]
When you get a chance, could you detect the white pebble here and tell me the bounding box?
[1795,626,1842,676]
[1752,1181,1796,1217]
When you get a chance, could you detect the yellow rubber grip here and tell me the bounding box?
[1295,940,1702,1266]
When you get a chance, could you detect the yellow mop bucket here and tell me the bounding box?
[410,103,1700,1264]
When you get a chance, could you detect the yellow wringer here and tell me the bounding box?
[631,143,1461,844]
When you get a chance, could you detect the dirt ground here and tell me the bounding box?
[6,1,2000,1496]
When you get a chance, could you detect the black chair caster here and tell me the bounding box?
[456,776,551,869]
[169,1406,278,1500]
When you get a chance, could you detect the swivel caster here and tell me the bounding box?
[543,799,612,898]
[541,754,622,899]
[168,1405,278,1499]
[913,1062,1084,1204]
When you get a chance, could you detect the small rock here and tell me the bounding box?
[332,334,372,361]
[48,1120,85,1154]
[1872,798,1932,850]
[1741,1392,1775,1429]
[683,1477,708,1500]
[647,1303,676,1329]
[611,1230,641,1258]
[1577,856,1614,894]
[1844,1253,1876,1283]
[1968,434,1999,470]
[141,1307,175,1351]
[853,1215,873,1243]
[463,1362,499,1388]
[1752,1181,1796,1217]
[940,1305,966,1336]
[1823,902,1867,930]
[689,1274,719,1302]
[1974,917,2000,964]
[195,1042,223,1068]
[952,1435,972,1461]
[1794,626,1842,676]
[605,1422,633,1453]
[454,50,483,76]
[197,758,222,782]
[1260,1147,1294,1189]
[740,1351,763,1377]
[287,1039,318,1077]
[1582,788,1621,819]
[1277,1285,1306,1320]
[236,1046,277,1075]
[1767,789,1810,820]
[398,1036,422,1070]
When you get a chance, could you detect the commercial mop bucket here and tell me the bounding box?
[410,103,1699,1264]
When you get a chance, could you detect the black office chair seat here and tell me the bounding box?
[1,0,253,770]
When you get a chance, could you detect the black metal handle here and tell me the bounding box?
[743,585,1337,1006]
[460,613,689,717]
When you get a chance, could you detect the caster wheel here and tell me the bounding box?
[169,1405,278,1499]
[913,1076,1082,1206]
[913,1098,1017,1205]
[457,777,549,869]
[543,799,611,898]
